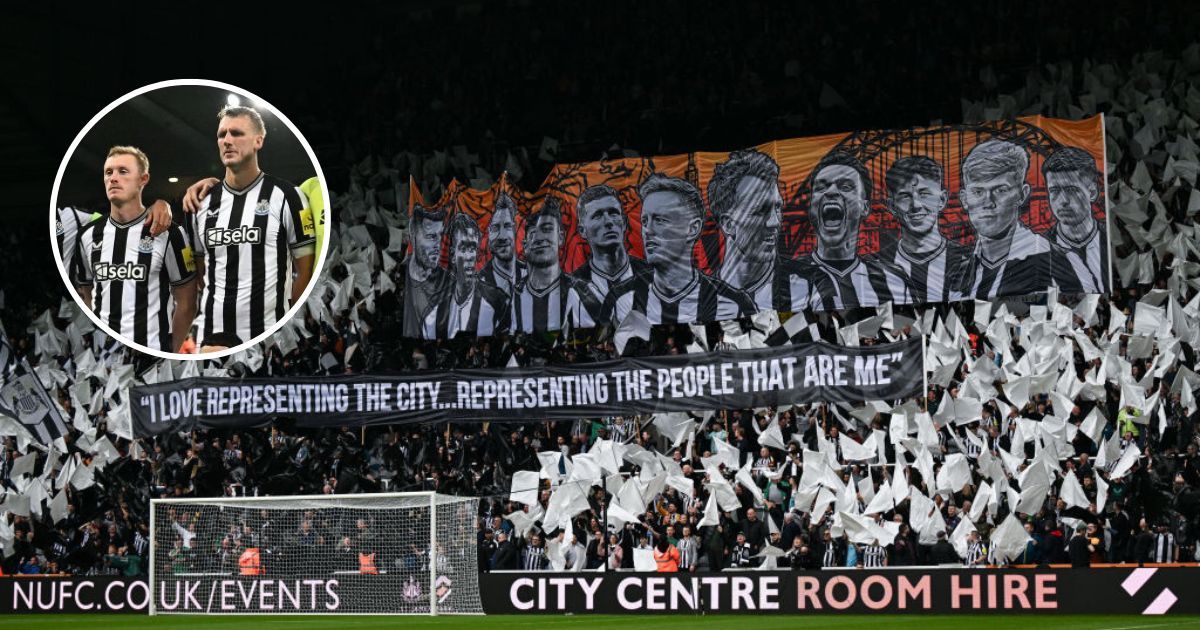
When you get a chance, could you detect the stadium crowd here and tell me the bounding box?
[3,2,1200,578]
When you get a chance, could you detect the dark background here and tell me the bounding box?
[56,85,316,211]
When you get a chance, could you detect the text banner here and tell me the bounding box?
[481,568,1198,615]
[130,338,922,436]
[0,577,149,614]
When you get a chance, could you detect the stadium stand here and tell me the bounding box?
[3,1,1200,579]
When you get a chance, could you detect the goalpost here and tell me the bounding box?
[148,492,482,615]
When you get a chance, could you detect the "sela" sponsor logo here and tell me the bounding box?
[96,262,147,281]
[206,225,263,247]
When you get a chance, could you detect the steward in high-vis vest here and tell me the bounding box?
[239,547,263,575]
[653,540,680,572]
[359,551,379,574]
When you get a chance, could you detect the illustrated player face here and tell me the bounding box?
[103,154,147,205]
[412,218,445,271]
[722,175,782,264]
[578,194,626,249]
[810,164,868,251]
[960,163,1030,241]
[452,230,481,281]
[487,205,516,262]
[217,114,264,169]
[1046,169,1098,233]
[889,173,946,237]
[523,214,562,269]
[641,191,701,269]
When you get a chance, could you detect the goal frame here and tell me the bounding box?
[149,491,457,616]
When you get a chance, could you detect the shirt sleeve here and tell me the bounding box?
[165,225,197,286]
[74,224,95,287]
[283,185,317,254]
[191,205,207,260]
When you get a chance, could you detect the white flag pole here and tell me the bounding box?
[921,331,929,413]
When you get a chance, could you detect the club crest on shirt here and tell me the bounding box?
[138,235,155,253]
[254,200,271,216]
[56,220,64,236]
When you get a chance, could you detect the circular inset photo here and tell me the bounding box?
[50,79,330,360]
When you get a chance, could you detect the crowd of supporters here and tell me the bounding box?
[3,1,1200,577]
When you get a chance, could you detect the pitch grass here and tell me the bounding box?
[2,615,1199,630]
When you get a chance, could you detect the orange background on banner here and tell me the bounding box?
[408,115,1105,277]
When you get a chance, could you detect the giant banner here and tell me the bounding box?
[402,116,1109,339]
[130,338,922,437]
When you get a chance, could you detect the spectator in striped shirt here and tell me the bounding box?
[785,537,815,570]
[1154,523,1178,563]
[818,529,844,568]
[676,526,699,572]
[963,530,987,566]
[521,533,548,571]
[863,540,888,568]
[729,532,753,568]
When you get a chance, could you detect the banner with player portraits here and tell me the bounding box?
[401,115,1109,340]
[128,337,923,437]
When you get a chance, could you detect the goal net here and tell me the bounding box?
[149,492,481,615]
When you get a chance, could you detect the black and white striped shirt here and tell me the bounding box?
[425,282,508,338]
[964,540,986,566]
[730,542,753,567]
[677,536,699,570]
[864,543,887,568]
[514,276,568,333]
[57,207,98,285]
[480,258,525,296]
[1048,222,1108,294]
[780,254,912,312]
[192,173,315,345]
[566,258,648,326]
[77,212,195,351]
[753,455,774,477]
[962,430,983,459]
[822,542,839,567]
[1154,532,1176,563]
[606,417,635,443]
[522,545,547,571]
[133,531,149,558]
[966,224,1082,299]
[878,239,972,304]
[606,271,755,326]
